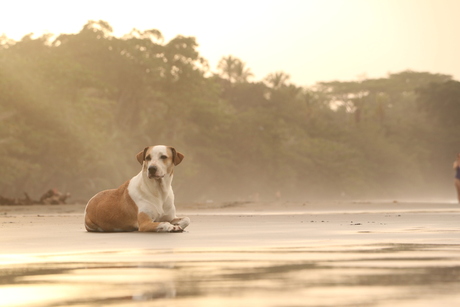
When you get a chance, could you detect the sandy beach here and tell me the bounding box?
[1,200,460,306]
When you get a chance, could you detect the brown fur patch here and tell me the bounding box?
[85,181,138,232]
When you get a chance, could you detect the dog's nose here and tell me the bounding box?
[148,166,158,174]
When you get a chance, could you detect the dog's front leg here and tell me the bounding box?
[138,212,183,232]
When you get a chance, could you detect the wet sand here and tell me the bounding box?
[1,201,460,306]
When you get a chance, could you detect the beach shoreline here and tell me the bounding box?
[1,201,460,306]
[1,200,460,254]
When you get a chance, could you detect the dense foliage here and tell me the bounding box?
[1,21,459,202]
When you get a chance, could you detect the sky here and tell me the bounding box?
[1,0,459,86]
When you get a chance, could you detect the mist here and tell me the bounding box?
[1,20,459,203]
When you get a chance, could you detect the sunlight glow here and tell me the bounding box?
[1,0,459,86]
[0,285,79,307]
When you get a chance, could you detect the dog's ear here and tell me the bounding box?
[136,147,149,165]
[170,147,184,166]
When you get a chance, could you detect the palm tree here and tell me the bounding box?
[233,60,253,83]
[217,55,237,82]
[217,55,252,83]
[264,71,290,88]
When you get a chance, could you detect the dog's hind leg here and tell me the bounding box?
[84,215,103,232]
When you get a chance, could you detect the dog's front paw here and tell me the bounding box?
[173,217,190,230]
[156,222,183,233]
[170,225,184,233]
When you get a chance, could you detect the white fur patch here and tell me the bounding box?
[128,158,177,222]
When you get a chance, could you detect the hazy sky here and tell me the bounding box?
[1,0,459,86]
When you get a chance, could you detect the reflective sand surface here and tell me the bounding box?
[1,202,460,306]
[2,244,460,307]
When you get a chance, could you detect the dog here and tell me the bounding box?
[84,145,190,233]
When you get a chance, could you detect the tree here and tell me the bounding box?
[416,80,460,184]
[416,80,460,126]
[264,71,290,88]
[0,20,457,201]
[217,55,252,83]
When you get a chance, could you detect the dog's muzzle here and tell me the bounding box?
[148,166,163,179]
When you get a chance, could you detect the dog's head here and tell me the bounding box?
[136,145,184,180]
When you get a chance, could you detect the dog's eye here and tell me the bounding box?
[145,155,152,161]
[160,155,168,160]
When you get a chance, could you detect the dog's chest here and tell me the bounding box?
[127,175,172,221]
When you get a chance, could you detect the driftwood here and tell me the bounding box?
[0,189,70,206]
[39,188,71,205]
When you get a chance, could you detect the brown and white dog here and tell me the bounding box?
[84,145,190,233]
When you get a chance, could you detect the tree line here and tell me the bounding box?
[1,20,459,202]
